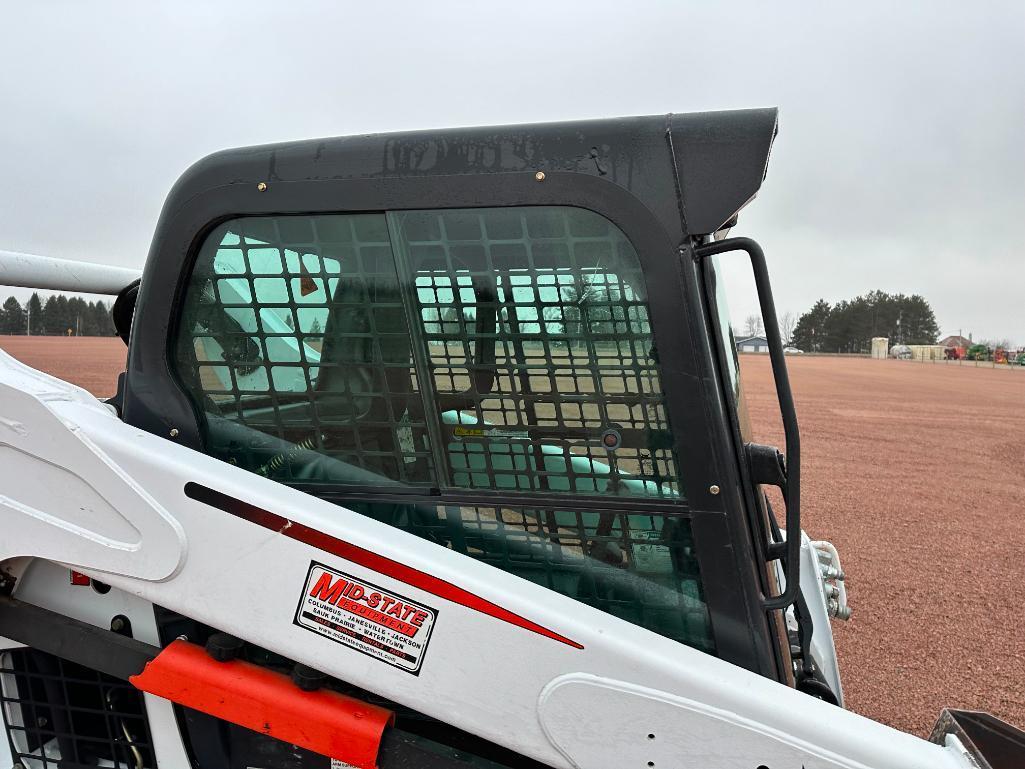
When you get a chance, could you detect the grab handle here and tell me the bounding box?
[694,237,801,610]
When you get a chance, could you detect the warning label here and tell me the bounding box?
[293,561,437,675]
[453,426,530,440]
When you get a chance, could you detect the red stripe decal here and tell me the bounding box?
[185,483,583,650]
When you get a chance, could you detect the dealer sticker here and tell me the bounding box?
[293,561,437,675]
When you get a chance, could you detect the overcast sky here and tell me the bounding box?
[1,2,1022,343]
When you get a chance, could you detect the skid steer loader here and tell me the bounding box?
[0,109,1022,769]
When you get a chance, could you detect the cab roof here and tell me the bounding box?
[167,108,778,239]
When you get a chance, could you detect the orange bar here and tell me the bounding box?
[130,640,393,769]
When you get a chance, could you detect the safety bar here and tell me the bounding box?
[694,237,801,610]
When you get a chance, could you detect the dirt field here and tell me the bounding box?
[0,336,126,396]
[740,354,1025,735]
[2,336,1023,735]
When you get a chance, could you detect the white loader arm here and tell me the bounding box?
[0,352,975,769]
[0,249,140,294]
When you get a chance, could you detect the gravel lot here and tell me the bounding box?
[2,336,1022,735]
[740,354,1025,735]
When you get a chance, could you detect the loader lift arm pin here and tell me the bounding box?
[693,237,802,610]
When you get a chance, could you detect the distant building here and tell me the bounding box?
[736,335,769,353]
[938,334,972,349]
[871,337,889,359]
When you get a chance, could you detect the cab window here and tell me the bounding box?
[176,208,681,499]
[173,206,713,653]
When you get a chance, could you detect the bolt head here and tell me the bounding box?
[206,632,245,662]
[169,427,179,437]
[257,181,268,191]
[600,428,622,450]
[709,484,720,495]
[534,171,546,182]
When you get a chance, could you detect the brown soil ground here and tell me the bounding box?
[2,336,1023,735]
[739,354,1025,735]
[0,336,127,396]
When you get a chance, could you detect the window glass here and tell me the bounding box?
[175,207,684,500]
[175,214,435,486]
[348,499,713,653]
[710,255,740,399]
[172,207,711,653]
[393,207,683,500]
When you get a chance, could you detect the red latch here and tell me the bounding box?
[130,640,393,769]
[69,570,91,586]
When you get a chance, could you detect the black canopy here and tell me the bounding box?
[166,108,777,240]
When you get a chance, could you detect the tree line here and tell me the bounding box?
[0,293,116,336]
[790,290,940,353]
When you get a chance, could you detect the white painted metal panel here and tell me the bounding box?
[0,250,140,295]
[0,354,975,769]
[0,351,185,581]
[537,675,965,769]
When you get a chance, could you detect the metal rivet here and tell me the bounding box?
[709,484,720,495]
[169,428,179,438]
[534,171,546,182]
[600,428,622,450]
[257,181,268,191]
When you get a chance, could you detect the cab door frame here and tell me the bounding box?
[123,169,783,680]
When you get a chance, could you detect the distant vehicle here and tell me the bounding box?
[966,343,992,361]
[784,347,804,354]
[890,344,913,360]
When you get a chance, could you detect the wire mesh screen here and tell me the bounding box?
[395,207,681,498]
[348,499,713,652]
[1,648,157,768]
[177,214,435,486]
[175,206,683,499]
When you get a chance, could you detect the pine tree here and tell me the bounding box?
[68,297,87,335]
[41,296,59,335]
[91,301,113,335]
[55,295,71,335]
[26,293,43,335]
[792,292,940,352]
[79,301,97,336]
[1,297,25,334]
[791,300,831,352]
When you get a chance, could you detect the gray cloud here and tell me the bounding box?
[1,1,1022,342]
